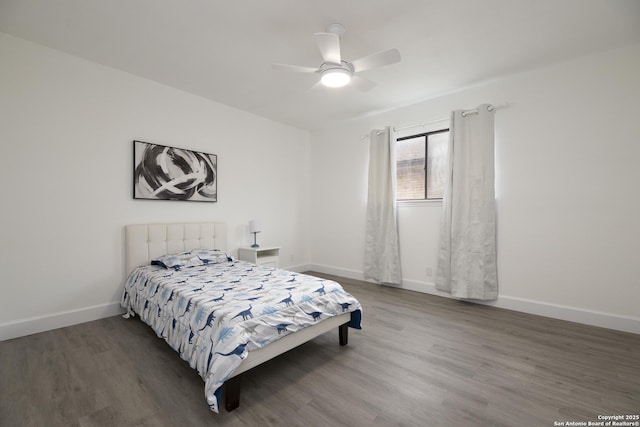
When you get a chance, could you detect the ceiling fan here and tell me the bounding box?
[272,23,401,91]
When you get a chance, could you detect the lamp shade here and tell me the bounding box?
[249,220,262,233]
[321,68,351,88]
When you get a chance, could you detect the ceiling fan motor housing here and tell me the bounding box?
[320,61,354,73]
[325,23,346,37]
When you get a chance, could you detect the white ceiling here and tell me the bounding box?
[1,0,639,131]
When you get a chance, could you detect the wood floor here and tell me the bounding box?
[1,273,638,426]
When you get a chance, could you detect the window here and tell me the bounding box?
[396,129,449,200]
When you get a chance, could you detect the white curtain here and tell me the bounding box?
[435,105,498,300]
[364,126,402,285]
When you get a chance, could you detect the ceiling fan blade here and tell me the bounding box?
[306,80,325,93]
[272,63,319,73]
[351,48,401,73]
[350,75,377,92]
[314,32,341,64]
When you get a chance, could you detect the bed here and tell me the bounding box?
[121,222,362,413]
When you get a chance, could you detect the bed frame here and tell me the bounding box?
[124,222,351,411]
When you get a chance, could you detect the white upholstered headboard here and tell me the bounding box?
[125,222,228,277]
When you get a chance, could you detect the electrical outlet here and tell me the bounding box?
[425,267,433,277]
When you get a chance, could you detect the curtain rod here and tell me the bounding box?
[361,120,445,140]
[362,104,496,139]
[461,104,495,117]
[393,116,448,133]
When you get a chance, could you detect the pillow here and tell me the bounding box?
[152,249,231,270]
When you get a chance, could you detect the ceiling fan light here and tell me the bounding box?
[321,69,351,88]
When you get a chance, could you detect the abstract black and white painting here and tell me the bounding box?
[133,140,217,202]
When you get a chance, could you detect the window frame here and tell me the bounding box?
[396,128,450,201]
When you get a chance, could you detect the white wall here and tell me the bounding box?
[2,31,638,339]
[0,33,311,339]
[309,43,640,333]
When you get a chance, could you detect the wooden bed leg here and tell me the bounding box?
[224,375,241,412]
[339,322,349,346]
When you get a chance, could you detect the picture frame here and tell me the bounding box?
[133,140,217,202]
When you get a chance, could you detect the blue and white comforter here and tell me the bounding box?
[121,259,362,412]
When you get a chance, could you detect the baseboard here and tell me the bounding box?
[0,302,126,342]
[308,264,366,282]
[283,263,314,273]
[476,295,640,335]
[309,263,640,335]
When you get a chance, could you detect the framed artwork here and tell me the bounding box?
[133,140,217,202]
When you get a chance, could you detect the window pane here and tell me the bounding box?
[396,136,425,200]
[426,131,449,199]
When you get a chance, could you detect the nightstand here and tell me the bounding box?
[237,246,280,268]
